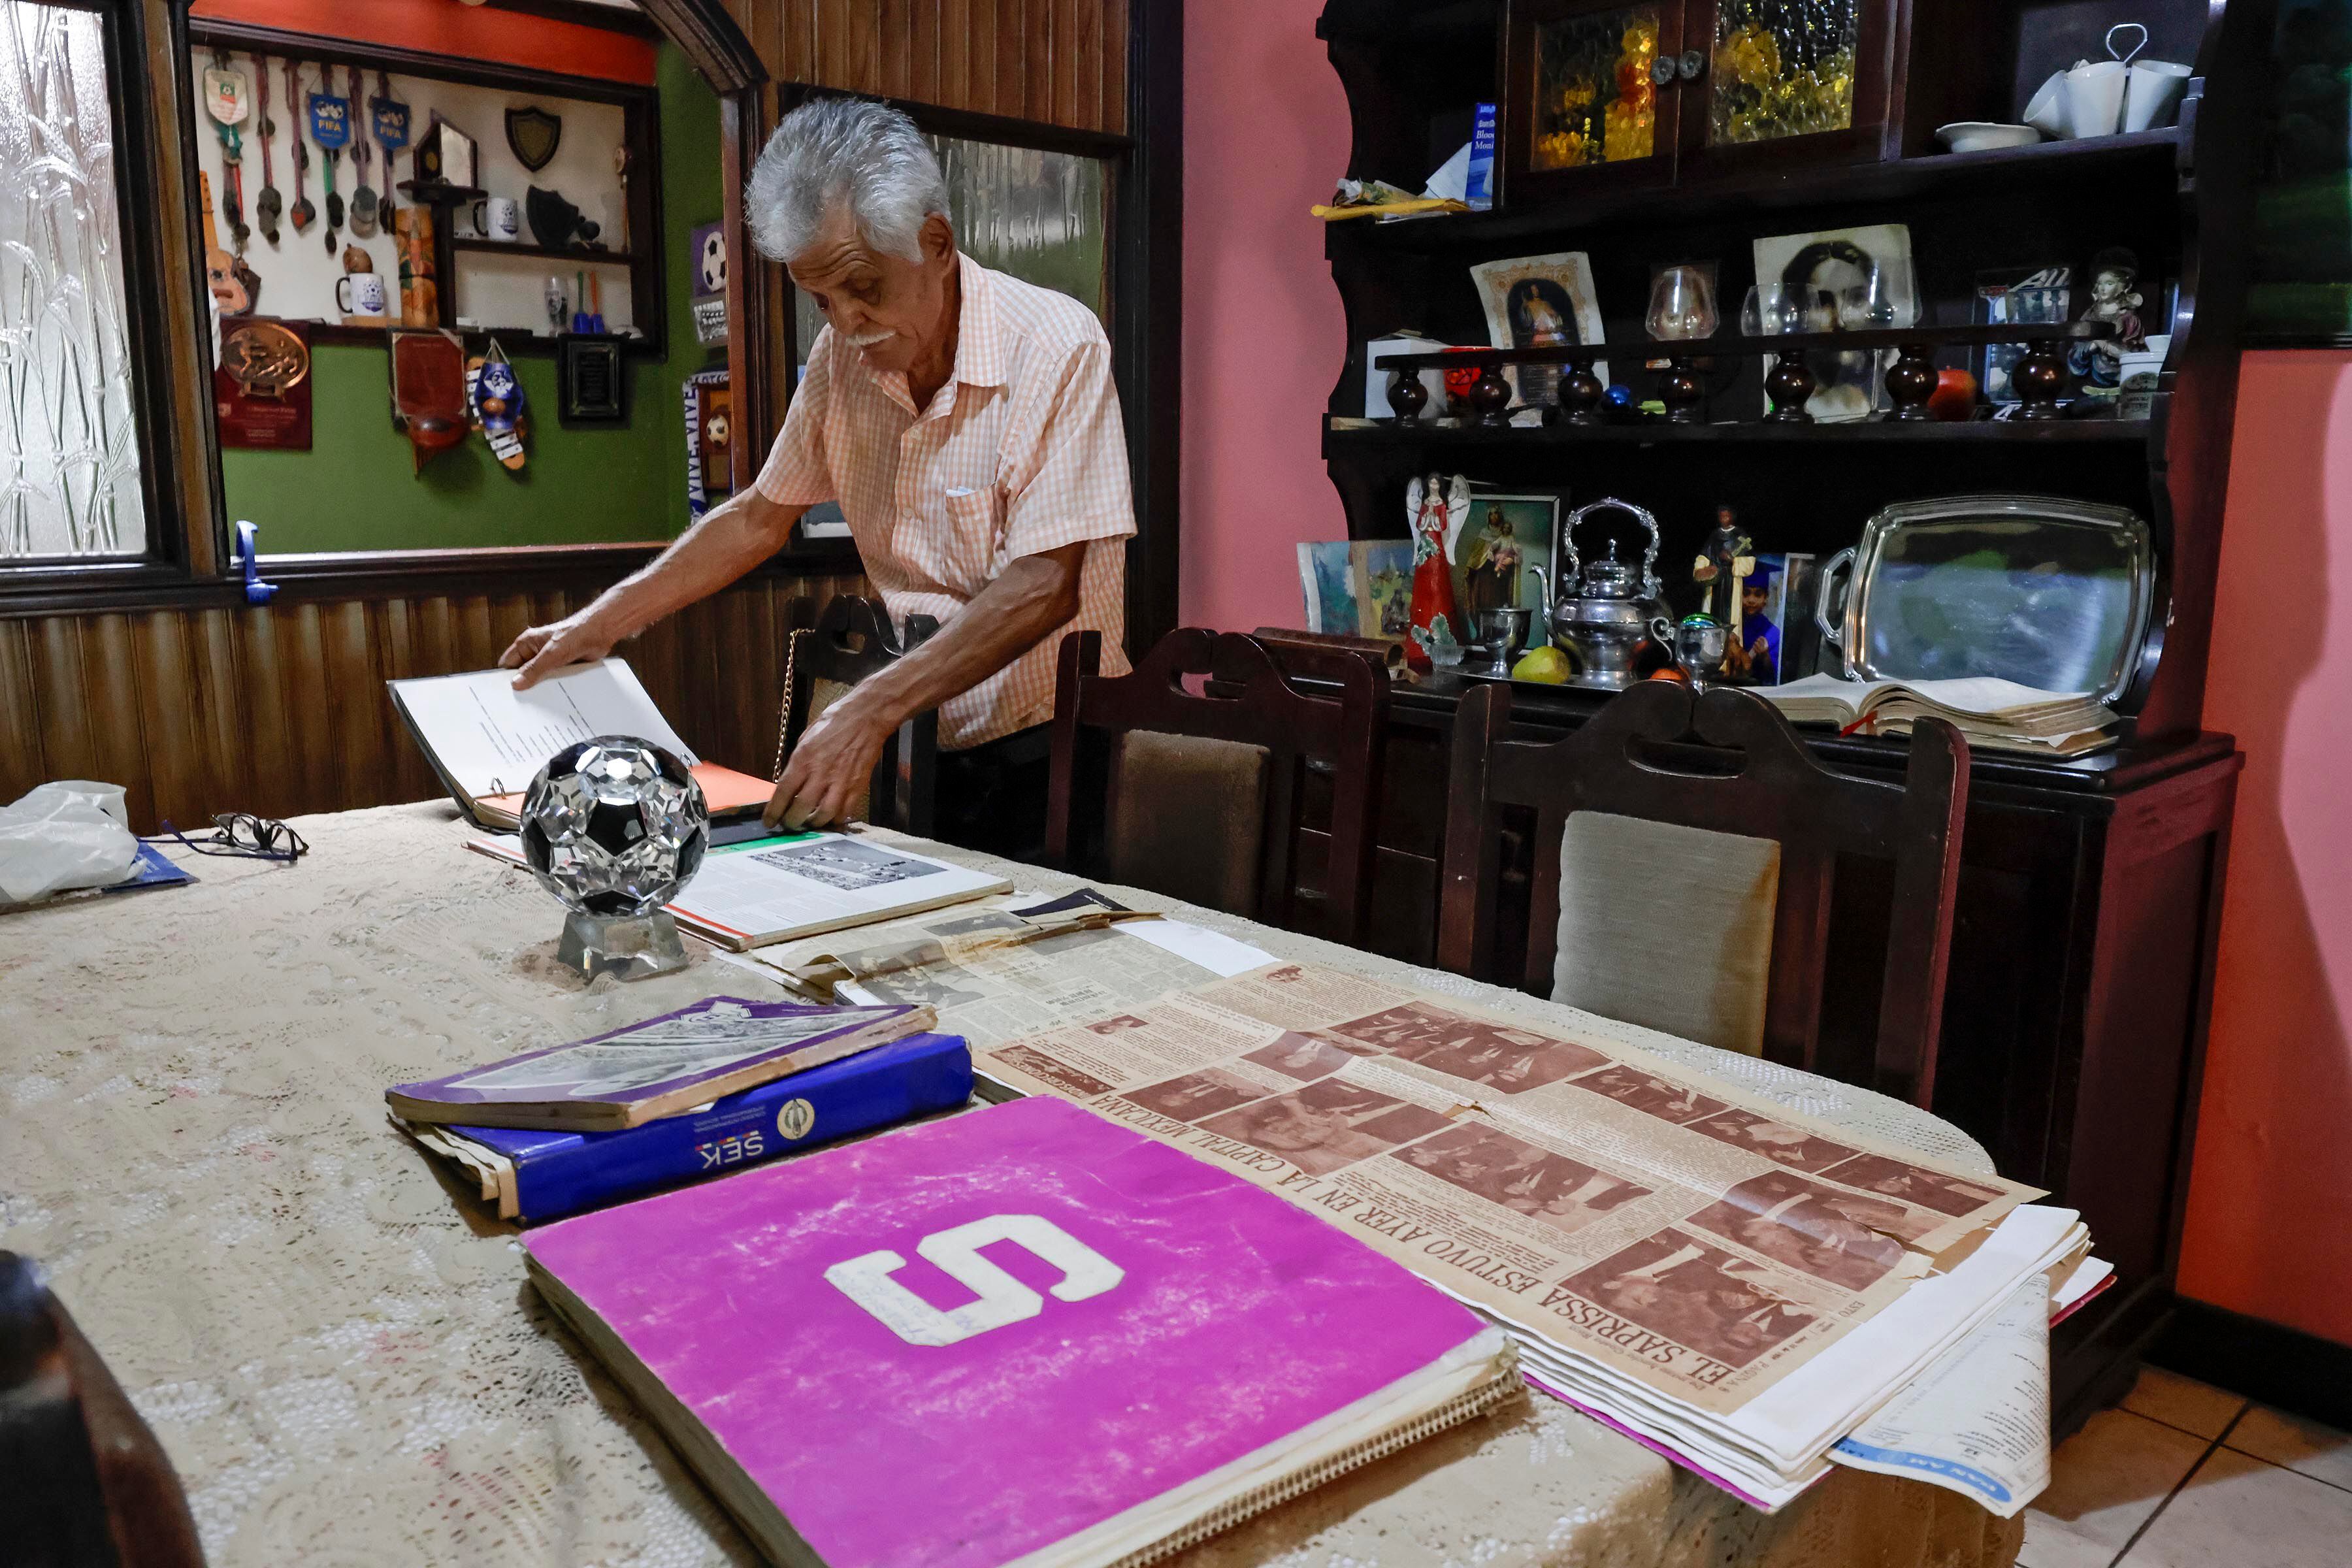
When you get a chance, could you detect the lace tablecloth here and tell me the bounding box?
[0,802,2019,1568]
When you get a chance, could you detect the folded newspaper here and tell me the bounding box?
[972,962,2082,1510]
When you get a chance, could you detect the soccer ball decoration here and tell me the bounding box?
[521,735,709,982]
[697,228,727,294]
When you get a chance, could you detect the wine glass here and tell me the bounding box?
[1646,266,1720,341]
[1838,258,1920,332]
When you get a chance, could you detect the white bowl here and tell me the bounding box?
[1938,122,2046,154]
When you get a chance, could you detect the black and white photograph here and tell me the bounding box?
[752,838,939,892]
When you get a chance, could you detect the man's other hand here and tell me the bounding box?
[765,708,890,832]
[500,612,620,689]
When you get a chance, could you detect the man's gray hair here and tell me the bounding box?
[745,98,949,265]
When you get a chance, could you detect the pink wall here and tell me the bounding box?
[2181,352,2352,1349]
[1179,0,1350,631]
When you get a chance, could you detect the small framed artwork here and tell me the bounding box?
[1453,491,1560,630]
[1498,0,1686,207]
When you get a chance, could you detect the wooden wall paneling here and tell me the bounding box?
[131,611,210,832]
[280,606,340,813]
[80,617,156,834]
[31,619,97,794]
[235,605,298,823]
[940,0,970,112]
[881,0,911,101]
[815,0,847,94]
[0,619,43,806]
[191,609,255,815]
[325,602,388,812]
[997,0,1026,122]
[909,0,939,107]
[1071,0,1098,134]
[1029,0,1054,132]
[374,598,438,806]
[1102,0,1126,135]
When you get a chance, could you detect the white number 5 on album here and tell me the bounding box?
[824,1214,1123,1347]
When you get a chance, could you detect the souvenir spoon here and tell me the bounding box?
[253,52,280,243]
[346,64,376,237]
[285,57,314,233]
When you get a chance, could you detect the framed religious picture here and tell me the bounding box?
[1452,491,1559,629]
[1469,252,1608,418]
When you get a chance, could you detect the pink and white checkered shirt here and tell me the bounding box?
[755,253,1135,749]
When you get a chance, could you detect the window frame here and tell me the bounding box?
[0,0,223,600]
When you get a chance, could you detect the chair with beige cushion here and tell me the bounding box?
[1046,628,1388,944]
[776,595,939,833]
[1438,680,1969,1109]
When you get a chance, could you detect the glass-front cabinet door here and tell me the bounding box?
[1500,0,1688,203]
[1678,0,1896,178]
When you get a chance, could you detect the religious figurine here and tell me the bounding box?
[2068,248,2149,395]
[1691,505,1754,623]
[1405,472,1467,673]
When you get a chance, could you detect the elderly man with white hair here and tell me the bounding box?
[500,97,1132,856]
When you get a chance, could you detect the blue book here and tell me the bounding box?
[1467,103,1496,209]
[403,1031,973,1224]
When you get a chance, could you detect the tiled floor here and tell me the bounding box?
[2020,1369,2352,1568]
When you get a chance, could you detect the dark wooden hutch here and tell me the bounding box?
[1307,0,2270,1433]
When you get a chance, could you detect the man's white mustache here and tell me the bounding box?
[845,328,894,348]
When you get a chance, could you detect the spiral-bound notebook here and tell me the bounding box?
[525,1098,1519,1568]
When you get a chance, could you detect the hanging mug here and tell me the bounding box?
[336,270,388,323]
[2124,60,2192,132]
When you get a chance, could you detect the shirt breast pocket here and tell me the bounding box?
[941,485,1006,585]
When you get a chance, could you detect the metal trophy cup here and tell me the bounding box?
[519,736,709,982]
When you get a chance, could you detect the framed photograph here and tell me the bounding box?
[1470,251,1609,415]
[1752,223,1914,421]
[2251,3,2352,344]
[1727,551,1815,686]
[1452,492,1559,630]
[1974,265,2072,404]
[1294,540,1414,640]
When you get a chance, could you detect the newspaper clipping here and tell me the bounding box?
[730,898,1229,1047]
[977,962,2041,1415]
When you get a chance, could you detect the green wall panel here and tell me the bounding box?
[229,43,726,554]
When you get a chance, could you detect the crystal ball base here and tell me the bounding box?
[555,907,691,984]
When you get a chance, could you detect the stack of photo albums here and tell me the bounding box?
[974,962,2101,1511]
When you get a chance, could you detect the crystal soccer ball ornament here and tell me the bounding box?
[521,735,708,981]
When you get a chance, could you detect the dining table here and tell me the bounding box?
[0,800,2025,1568]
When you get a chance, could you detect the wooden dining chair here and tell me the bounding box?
[1047,627,1389,945]
[1438,681,1970,1109]
[775,595,940,834]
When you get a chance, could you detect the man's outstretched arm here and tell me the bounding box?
[498,488,811,688]
[764,541,1087,830]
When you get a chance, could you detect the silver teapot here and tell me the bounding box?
[1532,498,1673,691]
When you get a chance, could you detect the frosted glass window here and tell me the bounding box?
[794,131,1108,372]
[0,4,143,560]
[1708,0,1859,147]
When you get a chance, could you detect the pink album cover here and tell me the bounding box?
[527,1096,1493,1568]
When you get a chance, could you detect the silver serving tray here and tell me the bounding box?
[1816,494,2154,708]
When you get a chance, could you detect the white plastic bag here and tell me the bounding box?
[0,781,140,904]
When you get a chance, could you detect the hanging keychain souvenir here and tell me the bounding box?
[252,52,280,244]
[371,69,410,225]
[285,57,314,233]
[342,65,376,238]
[197,172,252,317]
[309,63,350,254]
[203,49,250,252]
[467,340,529,471]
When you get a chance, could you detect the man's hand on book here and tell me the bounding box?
[502,612,621,690]
[766,704,890,832]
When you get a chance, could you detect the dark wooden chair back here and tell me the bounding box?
[776,595,940,834]
[1439,681,1969,1108]
[1047,627,1389,945]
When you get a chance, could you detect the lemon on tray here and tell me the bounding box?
[1511,645,1571,684]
